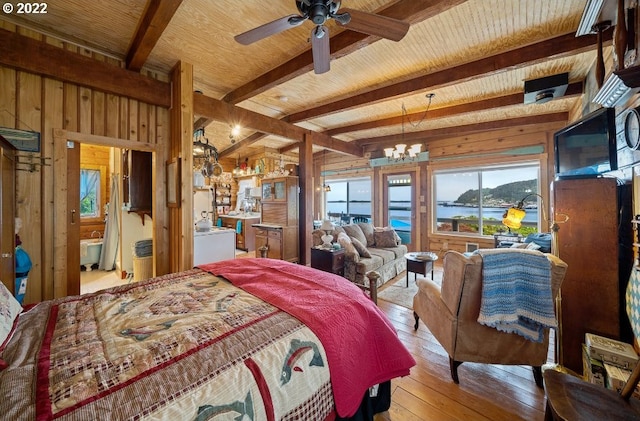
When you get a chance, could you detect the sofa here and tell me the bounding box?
[313,222,407,291]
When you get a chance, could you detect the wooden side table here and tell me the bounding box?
[405,252,438,287]
[311,247,345,276]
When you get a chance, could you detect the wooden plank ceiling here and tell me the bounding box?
[1,0,609,158]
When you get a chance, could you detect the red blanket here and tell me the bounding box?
[199,258,415,417]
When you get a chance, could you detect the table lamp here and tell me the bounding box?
[320,220,334,248]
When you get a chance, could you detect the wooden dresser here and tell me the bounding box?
[254,176,299,262]
[551,177,633,374]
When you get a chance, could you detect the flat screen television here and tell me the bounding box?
[553,107,617,179]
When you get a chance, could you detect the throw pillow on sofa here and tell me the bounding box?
[342,224,368,246]
[356,223,376,247]
[350,237,371,258]
[337,232,359,262]
[374,228,398,248]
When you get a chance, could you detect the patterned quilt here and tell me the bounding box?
[0,269,335,420]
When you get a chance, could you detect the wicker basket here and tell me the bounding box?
[133,256,153,282]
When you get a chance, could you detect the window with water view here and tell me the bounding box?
[325,178,372,221]
[434,164,541,236]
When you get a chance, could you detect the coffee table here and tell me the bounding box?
[404,252,438,287]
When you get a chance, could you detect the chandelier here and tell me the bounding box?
[384,93,434,162]
[384,143,422,161]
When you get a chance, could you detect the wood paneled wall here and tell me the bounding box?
[0,22,170,303]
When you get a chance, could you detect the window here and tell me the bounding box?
[433,163,540,236]
[80,169,101,218]
[325,177,371,219]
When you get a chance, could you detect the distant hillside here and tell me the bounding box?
[455,179,538,206]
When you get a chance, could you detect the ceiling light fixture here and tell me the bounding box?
[384,93,433,161]
[229,124,241,144]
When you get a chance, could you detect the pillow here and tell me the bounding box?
[524,233,552,253]
[356,223,375,247]
[526,242,542,251]
[0,282,23,361]
[350,237,371,258]
[332,226,346,242]
[342,224,367,247]
[337,232,359,262]
[510,242,528,249]
[374,228,398,248]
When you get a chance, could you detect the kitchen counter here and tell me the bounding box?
[225,212,261,219]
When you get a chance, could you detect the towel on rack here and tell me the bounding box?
[236,220,242,234]
[476,249,556,342]
[80,242,89,257]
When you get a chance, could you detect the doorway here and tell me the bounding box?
[78,144,155,294]
[383,172,416,250]
[54,130,160,298]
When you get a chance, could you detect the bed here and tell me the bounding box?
[0,258,415,420]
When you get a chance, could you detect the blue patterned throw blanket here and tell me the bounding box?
[476,249,556,342]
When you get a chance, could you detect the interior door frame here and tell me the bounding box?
[382,170,417,252]
[0,136,16,294]
[53,129,165,298]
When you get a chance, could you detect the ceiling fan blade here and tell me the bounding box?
[235,15,304,45]
[311,25,330,74]
[339,8,409,42]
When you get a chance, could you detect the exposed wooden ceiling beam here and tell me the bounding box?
[360,112,569,152]
[287,29,613,123]
[219,132,266,158]
[328,82,583,136]
[194,94,363,157]
[222,0,465,104]
[193,117,212,131]
[126,0,183,71]
[0,28,171,107]
[194,93,308,140]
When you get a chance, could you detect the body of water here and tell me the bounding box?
[436,205,538,222]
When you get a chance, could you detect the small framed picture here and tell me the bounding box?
[166,157,181,207]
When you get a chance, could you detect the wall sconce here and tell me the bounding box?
[384,143,422,161]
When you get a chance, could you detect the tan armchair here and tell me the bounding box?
[413,250,567,387]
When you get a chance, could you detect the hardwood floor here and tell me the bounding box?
[373,294,549,421]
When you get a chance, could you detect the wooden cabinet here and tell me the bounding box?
[219,216,259,251]
[255,226,283,260]
[256,176,299,262]
[552,177,633,374]
[123,149,152,217]
[311,247,344,276]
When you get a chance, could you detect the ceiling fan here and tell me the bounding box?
[234,0,410,74]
